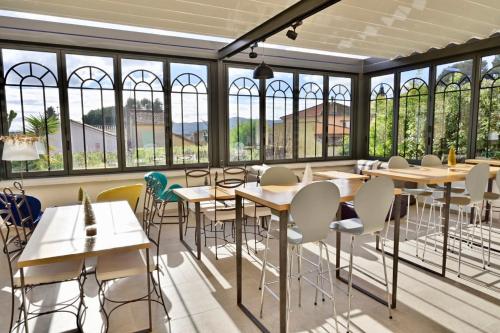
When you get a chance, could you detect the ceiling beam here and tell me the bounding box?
[217,0,341,60]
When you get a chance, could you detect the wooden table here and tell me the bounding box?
[465,159,500,167]
[235,179,401,333]
[364,164,500,277]
[314,170,369,181]
[17,201,152,333]
[173,185,237,259]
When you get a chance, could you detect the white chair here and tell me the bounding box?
[386,156,432,241]
[260,181,341,332]
[330,176,394,332]
[258,166,299,290]
[483,170,500,266]
[434,163,489,276]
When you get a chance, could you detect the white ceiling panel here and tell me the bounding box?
[0,0,498,59]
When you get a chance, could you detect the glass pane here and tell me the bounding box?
[328,76,352,157]
[476,55,500,159]
[228,67,260,162]
[265,72,293,160]
[398,68,429,160]
[298,73,323,158]
[171,63,209,164]
[369,74,394,158]
[66,54,117,170]
[433,59,472,160]
[122,59,166,167]
[2,49,63,173]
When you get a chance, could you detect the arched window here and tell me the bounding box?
[433,61,472,159]
[66,54,117,170]
[171,63,209,164]
[398,71,429,160]
[228,68,260,162]
[265,73,293,160]
[369,75,394,158]
[328,77,352,157]
[122,59,165,167]
[3,49,63,173]
[476,56,500,158]
[298,74,323,158]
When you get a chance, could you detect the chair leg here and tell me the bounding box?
[184,205,190,236]
[244,217,250,255]
[215,222,218,260]
[421,201,434,261]
[405,195,412,240]
[347,235,355,333]
[488,205,493,266]
[314,241,323,305]
[254,217,258,254]
[297,245,302,308]
[384,200,394,239]
[477,206,486,269]
[379,235,392,319]
[259,227,272,291]
[8,282,14,333]
[323,241,339,333]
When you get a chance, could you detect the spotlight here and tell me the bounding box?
[249,42,258,59]
[286,20,302,40]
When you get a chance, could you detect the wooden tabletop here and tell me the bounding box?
[235,179,395,212]
[174,185,244,202]
[364,163,500,184]
[18,201,151,268]
[314,170,369,181]
[465,159,500,167]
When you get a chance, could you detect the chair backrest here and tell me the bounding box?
[354,176,395,234]
[144,171,167,195]
[223,166,247,183]
[185,166,211,187]
[465,163,489,203]
[290,181,340,243]
[421,154,442,167]
[260,166,299,186]
[96,184,143,212]
[388,156,409,169]
[212,172,245,221]
[2,182,41,230]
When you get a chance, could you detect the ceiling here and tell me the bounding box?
[1,0,499,59]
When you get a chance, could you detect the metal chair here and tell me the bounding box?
[434,163,490,276]
[0,191,85,333]
[202,173,245,259]
[386,156,432,241]
[96,184,143,212]
[260,181,340,333]
[95,177,169,332]
[330,176,394,332]
[144,171,184,223]
[258,167,299,290]
[223,166,247,183]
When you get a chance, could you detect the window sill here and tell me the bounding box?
[1,160,357,188]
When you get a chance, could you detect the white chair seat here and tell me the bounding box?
[14,259,83,287]
[484,192,500,201]
[188,200,225,212]
[244,206,271,218]
[203,208,236,222]
[435,196,471,206]
[96,250,154,281]
[330,218,365,236]
[402,188,432,196]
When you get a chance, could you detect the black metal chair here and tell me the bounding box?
[95,177,169,332]
[0,190,86,333]
[223,165,247,183]
[202,173,245,259]
[184,166,215,238]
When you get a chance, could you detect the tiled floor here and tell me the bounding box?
[1,206,500,332]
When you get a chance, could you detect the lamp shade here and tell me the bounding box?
[2,140,39,161]
[253,61,274,79]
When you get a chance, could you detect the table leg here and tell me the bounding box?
[485,178,493,221]
[442,182,451,277]
[20,268,29,333]
[146,248,152,331]
[279,210,288,333]
[178,201,184,241]
[391,194,401,309]
[236,195,242,304]
[195,202,201,260]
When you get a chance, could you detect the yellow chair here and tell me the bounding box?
[96,184,143,212]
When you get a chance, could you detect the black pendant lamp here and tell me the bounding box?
[253,42,273,79]
[253,61,274,79]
